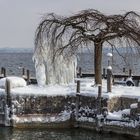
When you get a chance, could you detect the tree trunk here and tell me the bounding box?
[94,42,103,85]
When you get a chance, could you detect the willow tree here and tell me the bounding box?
[34,9,140,85]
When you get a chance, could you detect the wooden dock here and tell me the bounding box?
[0,67,140,85]
[81,73,140,80]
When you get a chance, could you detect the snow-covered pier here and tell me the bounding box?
[0,77,140,138]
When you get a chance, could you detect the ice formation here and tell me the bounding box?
[33,42,77,86]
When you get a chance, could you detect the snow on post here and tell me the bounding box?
[107,53,113,57]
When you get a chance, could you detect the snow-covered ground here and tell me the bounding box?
[0,77,140,129]
[0,77,140,99]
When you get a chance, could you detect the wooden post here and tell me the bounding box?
[98,85,102,98]
[5,79,11,108]
[22,68,25,76]
[76,79,81,119]
[76,80,80,93]
[75,94,80,120]
[76,67,81,93]
[27,69,30,85]
[137,99,140,114]
[129,69,132,77]
[97,85,102,114]
[136,80,139,87]
[77,67,82,78]
[1,67,3,75]
[3,68,6,77]
[5,79,13,126]
[103,68,106,79]
[1,67,6,77]
[123,68,126,73]
[107,68,112,93]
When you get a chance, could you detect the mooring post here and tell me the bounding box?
[1,67,2,75]
[137,99,140,114]
[77,67,82,78]
[26,69,30,85]
[75,67,82,119]
[5,79,13,126]
[107,67,112,93]
[129,69,132,77]
[5,79,11,108]
[103,68,106,79]
[76,80,80,93]
[3,68,6,77]
[123,67,126,73]
[22,68,25,76]
[75,94,80,120]
[136,80,139,87]
[76,79,81,120]
[1,67,6,77]
[97,85,102,114]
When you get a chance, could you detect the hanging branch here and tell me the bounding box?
[34,9,140,84]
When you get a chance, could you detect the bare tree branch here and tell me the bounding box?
[34,9,140,84]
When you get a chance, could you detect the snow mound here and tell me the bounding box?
[0,77,27,89]
[130,103,138,109]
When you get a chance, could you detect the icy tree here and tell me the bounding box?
[33,9,140,85]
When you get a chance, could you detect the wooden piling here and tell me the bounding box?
[77,67,82,78]
[137,99,140,113]
[76,67,81,93]
[123,68,126,73]
[5,79,11,108]
[76,80,80,93]
[75,94,80,120]
[136,80,139,87]
[97,85,102,114]
[76,76,81,119]
[129,69,132,77]
[1,67,3,75]
[103,68,106,78]
[1,67,6,77]
[98,85,102,98]
[22,68,25,76]
[5,79,13,126]
[26,69,30,85]
[107,68,112,93]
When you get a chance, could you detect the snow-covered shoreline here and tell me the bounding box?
[0,78,139,100]
[0,77,140,138]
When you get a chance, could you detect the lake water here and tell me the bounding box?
[0,53,35,77]
[0,127,132,140]
[0,52,138,139]
[0,52,140,77]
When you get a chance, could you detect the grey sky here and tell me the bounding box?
[0,0,140,49]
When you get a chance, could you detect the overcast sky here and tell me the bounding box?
[0,0,140,49]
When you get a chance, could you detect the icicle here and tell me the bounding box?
[33,46,46,86]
